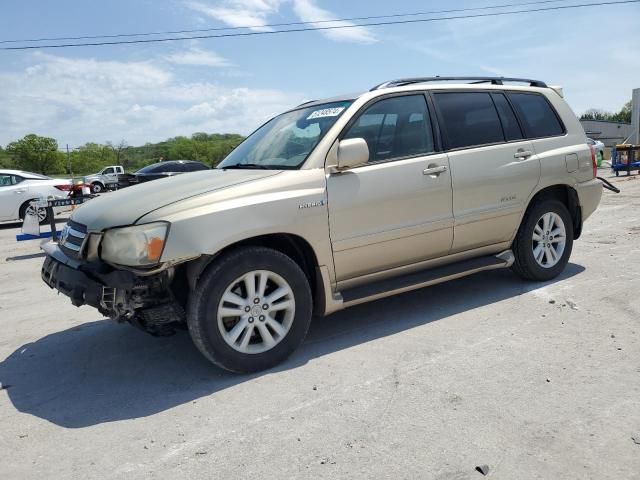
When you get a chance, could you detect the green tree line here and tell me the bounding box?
[580,100,632,123]
[0,132,245,176]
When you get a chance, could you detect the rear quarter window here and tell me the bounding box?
[508,93,565,138]
[433,92,504,149]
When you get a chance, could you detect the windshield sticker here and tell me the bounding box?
[307,107,345,120]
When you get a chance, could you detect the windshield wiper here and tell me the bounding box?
[222,163,272,170]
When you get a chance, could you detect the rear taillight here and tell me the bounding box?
[54,184,72,191]
[588,144,597,178]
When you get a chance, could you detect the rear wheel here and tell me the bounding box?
[511,199,574,281]
[187,247,313,373]
[19,201,50,225]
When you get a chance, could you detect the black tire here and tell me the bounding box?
[19,200,51,225]
[187,246,313,373]
[511,199,574,281]
[91,182,103,193]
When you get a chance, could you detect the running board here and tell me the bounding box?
[340,250,514,307]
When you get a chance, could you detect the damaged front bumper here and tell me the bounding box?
[41,241,185,335]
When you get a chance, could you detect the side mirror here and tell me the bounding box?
[336,138,369,171]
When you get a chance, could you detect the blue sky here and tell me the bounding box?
[1,0,638,147]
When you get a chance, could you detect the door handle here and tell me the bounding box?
[514,150,533,159]
[423,165,448,176]
[14,189,26,193]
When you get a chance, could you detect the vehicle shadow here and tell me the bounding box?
[0,263,584,428]
[5,252,47,262]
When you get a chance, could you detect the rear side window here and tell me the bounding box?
[343,95,435,163]
[491,93,523,141]
[433,92,504,149]
[508,93,564,138]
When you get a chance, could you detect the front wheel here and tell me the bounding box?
[187,247,313,373]
[511,199,574,281]
[91,182,103,194]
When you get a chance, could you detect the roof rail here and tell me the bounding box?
[370,76,548,91]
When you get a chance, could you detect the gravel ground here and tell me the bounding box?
[0,171,639,479]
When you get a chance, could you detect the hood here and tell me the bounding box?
[72,169,280,230]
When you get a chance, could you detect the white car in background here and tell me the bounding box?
[587,137,605,163]
[0,170,71,224]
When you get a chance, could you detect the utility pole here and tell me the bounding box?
[631,88,640,145]
[66,143,72,178]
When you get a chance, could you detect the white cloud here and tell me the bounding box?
[186,0,375,43]
[291,0,376,44]
[165,47,231,67]
[0,53,304,146]
[186,0,284,31]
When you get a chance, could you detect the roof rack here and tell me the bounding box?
[296,99,317,107]
[370,76,548,91]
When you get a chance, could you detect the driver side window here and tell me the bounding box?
[0,175,11,187]
[0,175,21,186]
[343,95,435,163]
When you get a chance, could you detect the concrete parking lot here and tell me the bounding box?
[1,172,639,479]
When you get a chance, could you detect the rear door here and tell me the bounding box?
[507,92,576,176]
[327,94,453,282]
[432,91,540,253]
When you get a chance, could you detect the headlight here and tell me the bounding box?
[100,222,169,266]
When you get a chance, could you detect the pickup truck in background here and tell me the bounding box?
[83,165,124,193]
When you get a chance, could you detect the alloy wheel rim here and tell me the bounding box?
[532,212,566,268]
[217,270,295,354]
[25,204,46,222]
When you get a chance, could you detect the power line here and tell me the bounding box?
[2,0,638,51]
[0,0,574,44]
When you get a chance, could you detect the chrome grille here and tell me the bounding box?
[59,219,87,259]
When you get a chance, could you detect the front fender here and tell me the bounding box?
[138,169,336,284]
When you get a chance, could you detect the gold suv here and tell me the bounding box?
[41,77,603,372]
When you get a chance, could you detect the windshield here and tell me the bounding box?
[218,101,352,170]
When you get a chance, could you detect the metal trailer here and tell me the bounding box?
[612,144,640,176]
